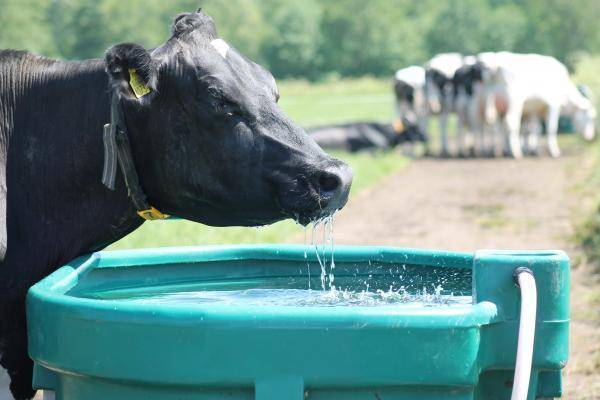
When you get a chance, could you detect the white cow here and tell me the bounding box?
[393,66,427,145]
[478,52,596,158]
[424,53,465,156]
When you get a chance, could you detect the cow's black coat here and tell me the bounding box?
[452,62,483,97]
[425,68,453,103]
[394,81,415,105]
[0,10,351,399]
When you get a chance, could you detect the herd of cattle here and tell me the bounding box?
[312,51,596,158]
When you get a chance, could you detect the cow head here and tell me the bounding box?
[573,85,597,141]
[574,104,596,141]
[104,10,352,226]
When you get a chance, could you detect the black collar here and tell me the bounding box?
[101,94,169,220]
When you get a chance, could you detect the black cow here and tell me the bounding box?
[308,121,426,153]
[0,10,352,399]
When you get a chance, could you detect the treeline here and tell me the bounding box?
[1,0,599,79]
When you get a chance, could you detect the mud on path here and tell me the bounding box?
[321,142,600,398]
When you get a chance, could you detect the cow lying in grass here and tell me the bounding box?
[308,121,426,153]
[0,10,352,400]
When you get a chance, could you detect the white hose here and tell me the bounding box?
[511,267,537,400]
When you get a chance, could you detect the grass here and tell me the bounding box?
[571,134,600,269]
[109,77,403,249]
[277,76,394,128]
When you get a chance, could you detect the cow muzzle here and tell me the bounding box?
[312,162,353,215]
[276,159,353,225]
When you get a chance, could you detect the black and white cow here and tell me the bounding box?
[451,57,489,156]
[393,66,429,154]
[0,10,352,399]
[424,53,464,156]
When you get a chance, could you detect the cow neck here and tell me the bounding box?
[101,93,170,221]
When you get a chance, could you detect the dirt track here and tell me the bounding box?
[325,143,600,398]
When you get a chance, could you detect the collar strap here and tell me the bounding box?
[101,94,169,221]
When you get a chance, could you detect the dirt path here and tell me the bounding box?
[323,144,600,398]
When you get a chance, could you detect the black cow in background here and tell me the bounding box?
[0,10,352,399]
[308,121,426,153]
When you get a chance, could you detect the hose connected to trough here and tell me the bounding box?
[511,267,537,400]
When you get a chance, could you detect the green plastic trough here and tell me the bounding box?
[26,245,569,400]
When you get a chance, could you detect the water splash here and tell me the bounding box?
[306,213,338,291]
[304,226,310,290]
[311,220,327,290]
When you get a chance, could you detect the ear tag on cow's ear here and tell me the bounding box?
[128,68,151,98]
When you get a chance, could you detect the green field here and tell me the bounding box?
[109,78,404,249]
[277,77,395,127]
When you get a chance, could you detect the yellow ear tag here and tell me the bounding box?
[128,68,151,98]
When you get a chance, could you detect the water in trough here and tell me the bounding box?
[88,216,473,308]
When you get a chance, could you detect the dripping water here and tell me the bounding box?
[304,226,310,290]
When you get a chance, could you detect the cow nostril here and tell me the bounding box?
[318,172,341,193]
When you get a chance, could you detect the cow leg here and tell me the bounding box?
[418,115,430,157]
[439,112,450,157]
[504,106,524,159]
[546,107,561,158]
[469,103,483,157]
[1,291,36,400]
[526,115,541,156]
[457,109,473,158]
[482,119,495,157]
[521,117,530,155]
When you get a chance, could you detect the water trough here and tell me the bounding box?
[27,245,569,399]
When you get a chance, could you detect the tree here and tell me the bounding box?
[1,0,599,79]
[260,0,322,78]
[202,0,267,63]
[0,0,55,55]
[426,0,491,56]
[318,0,429,77]
[481,4,527,52]
[517,0,600,68]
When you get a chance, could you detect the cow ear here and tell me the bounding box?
[105,43,157,99]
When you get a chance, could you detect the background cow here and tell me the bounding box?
[0,10,352,400]
[452,57,489,156]
[424,52,464,156]
[393,66,429,155]
[478,52,596,158]
[308,121,425,153]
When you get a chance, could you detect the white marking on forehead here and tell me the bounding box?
[210,39,230,59]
